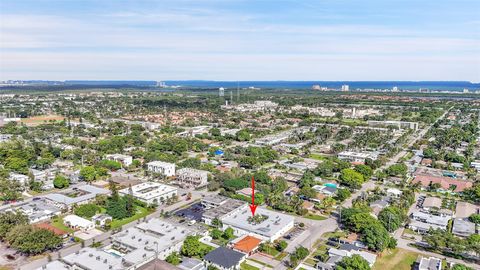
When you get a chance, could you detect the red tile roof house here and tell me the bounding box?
[412,174,473,193]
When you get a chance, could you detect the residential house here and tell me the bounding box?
[147,161,176,177]
[452,218,477,237]
[203,247,246,270]
[176,168,209,189]
[64,214,95,231]
[106,154,133,167]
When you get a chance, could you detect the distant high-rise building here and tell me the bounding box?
[392,86,399,92]
[463,88,469,93]
[156,81,166,88]
[341,85,350,91]
[219,87,225,97]
[312,85,321,90]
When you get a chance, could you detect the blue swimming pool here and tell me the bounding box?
[324,183,337,188]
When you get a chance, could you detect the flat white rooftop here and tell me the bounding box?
[221,205,294,238]
[119,182,177,200]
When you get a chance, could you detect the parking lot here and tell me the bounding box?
[174,202,205,222]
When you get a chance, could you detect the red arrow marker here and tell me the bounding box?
[249,175,257,216]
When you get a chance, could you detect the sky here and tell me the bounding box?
[0,0,479,81]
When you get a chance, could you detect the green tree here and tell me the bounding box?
[74,204,100,219]
[6,225,62,254]
[0,212,28,240]
[106,198,128,219]
[223,227,234,240]
[354,165,373,180]
[276,240,288,252]
[469,214,480,224]
[181,236,202,257]
[165,251,181,265]
[0,178,23,201]
[98,159,122,171]
[211,217,223,228]
[236,129,250,141]
[80,166,96,182]
[386,163,408,177]
[378,206,405,232]
[4,157,28,174]
[53,175,70,189]
[339,169,365,189]
[335,188,351,202]
[210,228,223,239]
[361,222,396,251]
[336,254,371,270]
[451,264,473,270]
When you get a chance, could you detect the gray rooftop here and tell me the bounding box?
[452,218,476,236]
[203,198,246,219]
[61,247,124,270]
[204,247,245,268]
[42,185,110,206]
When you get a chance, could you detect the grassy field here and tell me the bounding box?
[308,153,328,161]
[51,216,74,233]
[240,262,260,270]
[373,248,420,270]
[21,115,65,126]
[304,213,328,220]
[110,206,152,229]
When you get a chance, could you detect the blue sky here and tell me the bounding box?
[0,0,479,81]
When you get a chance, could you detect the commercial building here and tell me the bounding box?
[220,205,295,242]
[119,182,177,204]
[408,211,450,234]
[147,161,176,177]
[412,174,473,193]
[30,168,58,189]
[111,218,193,266]
[106,154,133,167]
[4,199,61,224]
[202,197,246,226]
[48,247,124,270]
[176,168,209,188]
[337,151,378,163]
[367,120,419,130]
[42,184,110,210]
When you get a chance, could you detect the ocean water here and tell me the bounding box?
[164,81,480,91]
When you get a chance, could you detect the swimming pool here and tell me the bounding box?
[324,183,337,188]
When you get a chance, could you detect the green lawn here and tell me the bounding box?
[309,153,327,161]
[240,262,260,270]
[51,216,74,233]
[275,252,288,261]
[322,230,347,239]
[261,246,280,257]
[110,206,152,229]
[304,258,317,266]
[373,248,420,270]
[304,213,328,220]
